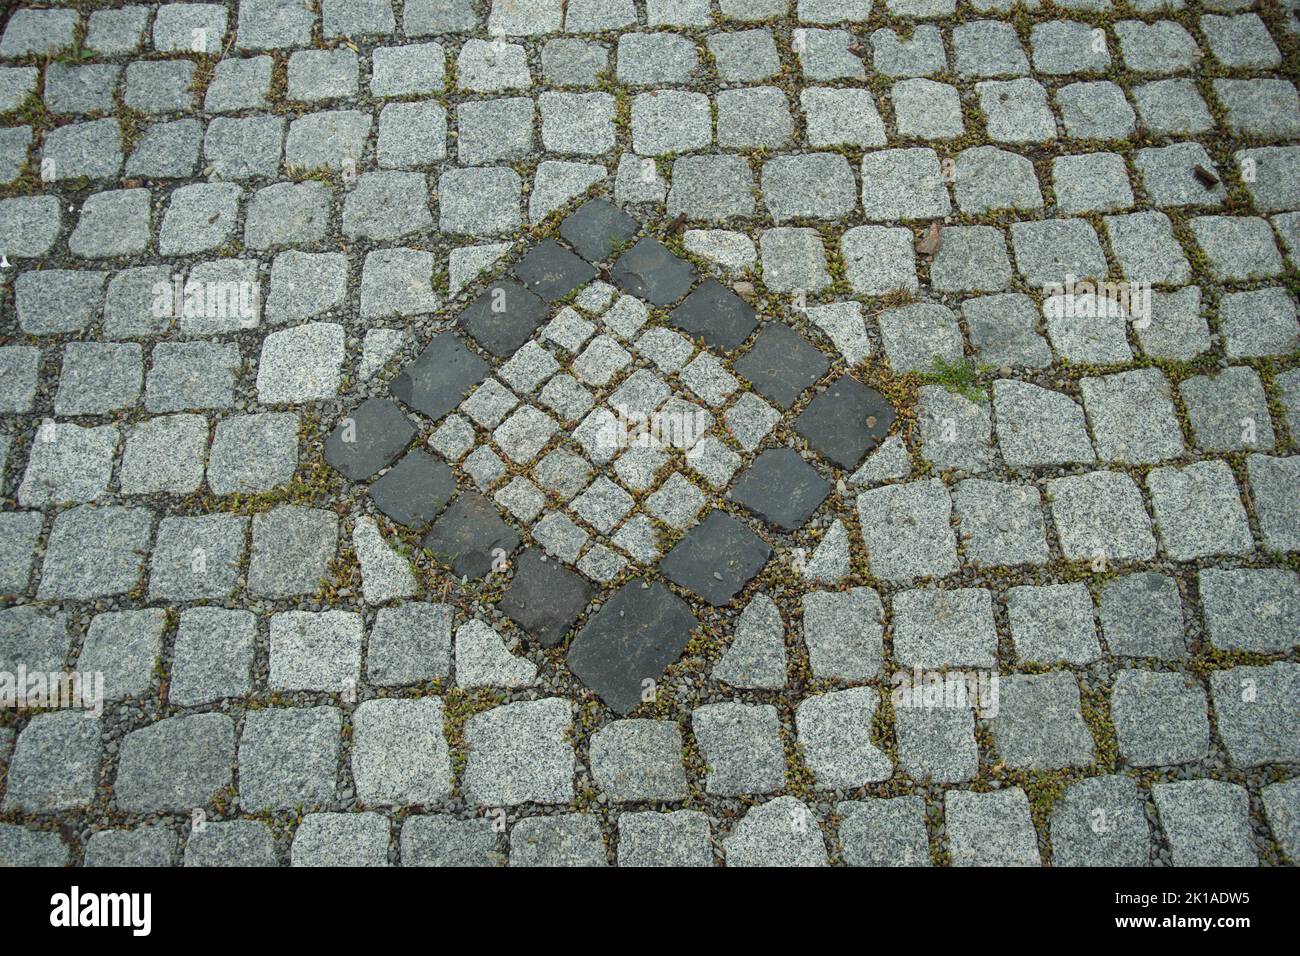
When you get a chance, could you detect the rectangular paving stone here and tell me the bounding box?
[239,707,341,811]
[269,611,363,693]
[38,506,152,601]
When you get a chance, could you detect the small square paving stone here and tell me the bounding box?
[265,251,348,325]
[1219,288,1299,358]
[1104,211,1190,285]
[1056,82,1136,140]
[287,49,357,102]
[360,248,436,319]
[1247,454,1300,554]
[725,797,828,868]
[499,549,593,648]
[343,172,433,242]
[1209,663,1300,767]
[236,0,316,50]
[660,510,771,606]
[462,698,574,806]
[954,479,1050,568]
[154,3,227,53]
[840,225,917,296]
[837,798,931,867]
[268,610,363,693]
[762,153,857,222]
[1132,80,1215,137]
[878,304,964,375]
[760,228,832,293]
[1262,780,1300,863]
[977,79,1056,143]
[618,811,713,868]
[708,29,781,82]
[169,607,256,706]
[591,720,688,802]
[514,241,597,302]
[77,609,164,701]
[895,699,979,784]
[870,24,944,76]
[352,698,452,806]
[945,789,1040,867]
[0,197,59,261]
[0,512,42,595]
[368,451,456,531]
[612,238,697,307]
[68,188,150,258]
[256,323,344,404]
[1133,143,1227,207]
[205,56,273,111]
[693,702,785,796]
[393,333,489,424]
[892,587,997,668]
[17,423,118,508]
[208,413,298,495]
[1081,369,1184,466]
[1010,218,1107,286]
[801,587,883,681]
[1111,670,1209,768]
[159,183,241,256]
[114,714,235,813]
[1147,460,1252,561]
[509,816,607,868]
[567,579,697,713]
[993,380,1095,468]
[439,167,522,236]
[560,200,639,264]
[796,376,894,471]
[541,37,608,86]
[1237,146,1300,213]
[149,513,247,601]
[1202,13,1281,69]
[716,87,794,150]
[292,814,390,868]
[666,154,757,223]
[860,148,951,221]
[2,713,101,812]
[125,118,203,179]
[797,688,892,789]
[1190,216,1284,281]
[855,481,957,584]
[954,146,1043,215]
[421,492,521,579]
[457,280,546,357]
[795,27,866,80]
[83,828,178,867]
[990,672,1094,770]
[801,87,886,147]
[458,38,530,93]
[0,606,68,674]
[663,282,754,354]
[0,347,40,413]
[1053,153,1132,214]
[401,816,501,868]
[15,269,107,335]
[0,8,78,57]
[732,448,830,532]
[1180,366,1275,453]
[1199,568,1300,654]
[618,33,700,86]
[892,79,963,140]
[247,505,337,598]
[1045,302,1131,363]
[735,325,828,410]
[1007,583,1101,665]
[185,821,278,867]
[285,110,371,172]
[377,101,448,168]
[53,342,142,416]
[365,602,453,687]
[324,398,416,482]
[928,226,1010,294]
[124,60,196,113]
[1100,572,1188,660]
[1153,780,1257,867]
[37,506,152,601]
[41,119,123,181]
[954,20,1028,77]
[371,42,445,98]
[1050,775,1151,867]
[244,181,330,249]
[457,97,534,165]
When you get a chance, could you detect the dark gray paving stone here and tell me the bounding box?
[731,448,830,532]
[324,398,416,481]
[611,237,697,306]
[734,324,829,410]
[659,509,771,606]
[499,548,594,648]
[560,199,639,263]
[458,280,548,358]
[421,492,520,579]
[667,279,758,352]
[513,239,598,302]
[369,450,456,529]
[566,579,697,714]
[795,375,895,470]
[391,331,489,421]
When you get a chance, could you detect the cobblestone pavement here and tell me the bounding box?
[0,0,1297,868]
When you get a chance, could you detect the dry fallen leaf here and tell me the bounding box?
[916,221,943,257]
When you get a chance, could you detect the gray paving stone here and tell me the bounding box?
[114,714,235,812]
[1153,780,1257,867]
[993,380,1094,468]
[954,146,1043,216]
[244,181,331,249]
[918,385,992,474]
[292,813,390,867]
[762,153,857,222]
[1191,215,1283,281]
[660,509,771,606]
[0,606,67,675]
[1147,460,1252,561]
[85,827,178,867]
[617,811,713,867]
[708,29,781,82]
[462,698,574,806]
[41,118,123,181]
[287,48,357,102]
[457,38,530,93]
[352,698,451,806]
[454,619,534,688]
[37,506,152,601]
[725,797,828,867]
[839,225,915,296]
[954,20,1028,77]
[796,27,866,80]
[1007,583,1102,665]
[1237,146,1300,213]
[713,593,787,690]
[1100,572,1187,660]
[1048,471,1156,563]
[0,197,58,261]
[185,821,277,867]
[855,481,958,584]
[439,166,522,236]
[1246,454,1299,553]
[1132,79,1215,136]
[958,295,1044,370]
[870,25,944,77]
[77,609,164,702]
[1220,288,1299,359]
[205,56,273,112]
[125,119,202,179]
[630,90,710,156]
[510,815,606,867]
[945,788,1040,867]
[1200,568,1300,654]
[169,607,256,706]
[617,32,699,85]
[1133,143,1227,207]
[716,87,794,150]
[892,587,997,668]
[760,227,832,293]
[978,78,1056,143]
[838,798,930,867]
[860,147,950,221]
[0,512,41,596]
[693,702,784,796]
[149,513,247,601]
[2,712,100,812]
[0,826,68,867]
[1181,366,1275,453]
[376,101,447,169]
[1057,81,1135,140]
[1210,663,1300,767]
[1050,775,1151,867]
[990,672,1094,769]
[801,87,886,147]
[159,183,241,256]
[799,687,892,790]
[1111,669,1209,768]
[401,816,501,867]
[68,189,150,258]
[1104,211,1190,285]
[666,154,756,223]
[144,342,239,413]
[895,697,979,784]
[954,479,1049,568]
[247,505,337,598]
[0,8,77,57]
[124,59,195,113]
[1010,218,1107,286]
[17,422,118,508]
[285,110,371,172]
[208,412,298,495]
[237,0,316,50]
[15,269,106,335]
[591,720,688,802]
[239,707,341,811]
[1081,369,1183,467]
[268,610,362,693]
[1261,779,1300,863]
[801,587,883,681]
[51,343,140,417]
